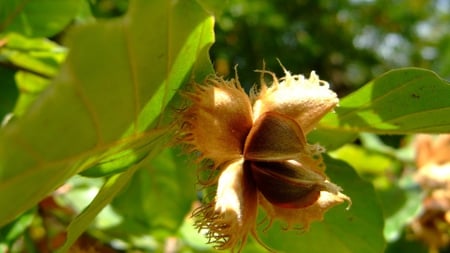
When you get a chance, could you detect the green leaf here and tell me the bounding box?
[0,0,214,226]
[257,155,385,253]
[317,68,450,134]
[0,0,81,37]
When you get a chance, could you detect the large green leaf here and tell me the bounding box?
[312,68,450,149]
[0,0,81,37]
[256,155,385,253]
[323,68,450,132]
[0,0,214,226]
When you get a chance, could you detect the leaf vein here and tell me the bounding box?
[123,20,140,134]
[68,61,104,145]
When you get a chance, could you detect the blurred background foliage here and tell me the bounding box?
[1,0,450,252]
[211,0,450,94]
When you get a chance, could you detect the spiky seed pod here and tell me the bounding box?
[178,66,351,252]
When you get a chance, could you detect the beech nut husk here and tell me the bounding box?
[178,66,351,252]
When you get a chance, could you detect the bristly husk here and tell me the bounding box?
[252,70,338,134]
[180,75,253,167]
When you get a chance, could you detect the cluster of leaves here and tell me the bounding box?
[0,0,449,253]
